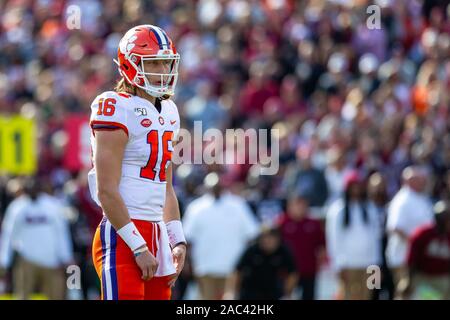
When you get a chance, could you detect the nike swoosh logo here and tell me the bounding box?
[170,120,176,125]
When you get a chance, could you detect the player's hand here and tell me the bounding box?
[168,243,186,287]
[134,247,159,281]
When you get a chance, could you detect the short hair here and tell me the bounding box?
[287,190,309,203]
[402,165,427,181]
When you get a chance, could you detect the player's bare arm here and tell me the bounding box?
[94,129,129,229]
[94,129,158,281]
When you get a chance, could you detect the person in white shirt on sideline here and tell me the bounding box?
[385,166,434,299]
[183,172,260,300]
[0,177,74,300]
[324,146,353,208]
[326,170,382,300]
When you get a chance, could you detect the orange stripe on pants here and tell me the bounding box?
[92,217,172,300]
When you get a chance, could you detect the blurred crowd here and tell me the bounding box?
[0,0,450,300]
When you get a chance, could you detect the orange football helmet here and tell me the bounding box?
[114,25,180,98]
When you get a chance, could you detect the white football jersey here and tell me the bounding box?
[88,91,180,222]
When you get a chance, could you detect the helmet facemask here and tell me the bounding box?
[124,53,180,98]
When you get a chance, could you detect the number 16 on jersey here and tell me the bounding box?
[140,130,173,182]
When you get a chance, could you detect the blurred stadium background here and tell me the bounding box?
[0,0,449,300]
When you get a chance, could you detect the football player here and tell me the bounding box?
[89,25,186,300]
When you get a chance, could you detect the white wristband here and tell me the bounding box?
[116,222,146,252]
[166,220,186,248]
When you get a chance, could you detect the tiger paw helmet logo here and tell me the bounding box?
[119,32,138,59]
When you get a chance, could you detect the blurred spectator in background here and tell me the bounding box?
[239,61,279,119]
[386,166,434,299]
[400,200,450,300]
[171,165,205,300]
[324,147,353,208]
[224,226,297,300]
[0,177,73,299]
[0,178,26,218]
[69,170,103,236]
[64,170,102,300]
[279,193,325,300]
[0,178,24,221]
[185,80,228,130]
[246,169,285,226]
[284,145,328,211]
[183,172,259,299]
[0,177,26,294]
[367,172,394,300]
[326,171,381,300]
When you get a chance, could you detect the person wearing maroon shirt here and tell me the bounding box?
[401,200,450,299]
[73,171,103,236]
[238,61,279,118]
[279,193,326,300]
[67,170,103,299]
